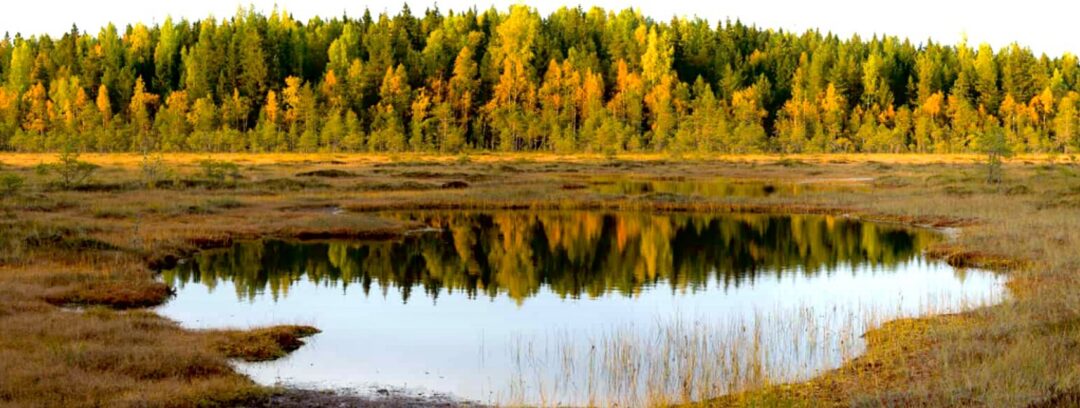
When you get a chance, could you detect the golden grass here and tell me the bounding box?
[0,151,1074,406]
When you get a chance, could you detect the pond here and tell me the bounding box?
[157,212,1003,406]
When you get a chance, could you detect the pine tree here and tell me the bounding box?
[238,24,268,103]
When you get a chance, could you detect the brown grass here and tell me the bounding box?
[210,326,321,362]
[0,152,1073,407]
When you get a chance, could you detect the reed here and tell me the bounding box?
[499,290,1002,407]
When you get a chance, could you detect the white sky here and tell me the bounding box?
[2,0,1077,57]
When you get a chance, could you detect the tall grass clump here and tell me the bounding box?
[501,291,1003,407]
[0,172,23,198]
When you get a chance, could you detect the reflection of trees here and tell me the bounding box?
[162,212,935,303]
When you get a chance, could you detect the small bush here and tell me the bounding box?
[198,159,242,185]
[603,147,618,161]
[140,153,173,188]
[38,148,98,189]
[979,127,1012,184]
[0,173,24,197]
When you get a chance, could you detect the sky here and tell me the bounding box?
[1,0,1077,57]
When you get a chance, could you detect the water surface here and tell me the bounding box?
[158,212,1002,405]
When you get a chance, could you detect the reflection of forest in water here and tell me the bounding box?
[163,212,936,303]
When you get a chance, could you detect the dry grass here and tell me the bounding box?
[210,326,321,362]
[0,152,1073,407]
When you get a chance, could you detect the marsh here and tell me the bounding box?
[160,211,1002,405]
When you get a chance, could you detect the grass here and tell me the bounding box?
[0,151,1072,406]
[502,293,1001,407]
[210,326,321,362]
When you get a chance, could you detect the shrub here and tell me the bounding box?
[197,159,241,185]
[0,173,23,197]
[140,152,173,188]
[978,127,1012,184]
[37,148,98,189]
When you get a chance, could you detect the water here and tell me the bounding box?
[157,212,1003,405]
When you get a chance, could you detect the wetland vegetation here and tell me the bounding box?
[0,3,1078,407]
[0,151,1070,407]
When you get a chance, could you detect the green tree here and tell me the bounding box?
[153,17,182,92]
[129,77,159,152]
[156,91,190,150]
[187,96,219,151]
[6,40,34,94]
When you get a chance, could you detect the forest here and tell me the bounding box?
[0,4,1076,154]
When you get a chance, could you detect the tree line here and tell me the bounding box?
[1,4,1078,154]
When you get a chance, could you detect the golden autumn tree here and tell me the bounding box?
[408,88,433,151]
[641,26,678,150]
[15,82,50,150]
[368,65,410,152]
[320,69,345,111]
[606,59,644,150]
[426,78,457,153]
[155,90,190,150]
[187,96,218,151]
[484,5,540,151]
[539,59,581,151]
[914,91,945,153]
[447,45,479,150]
[728,84,768,153]
[129,77,160,153]
[253,89,283,152]
[1054,91,1080,152]
[0,88,17,149]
